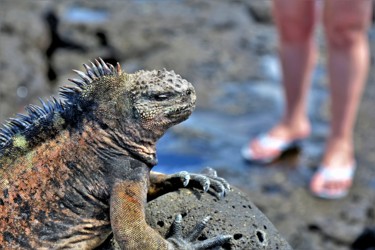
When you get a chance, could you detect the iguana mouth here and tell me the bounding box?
[167,105,193,119]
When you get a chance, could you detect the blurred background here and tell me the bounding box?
[1,1,375,249]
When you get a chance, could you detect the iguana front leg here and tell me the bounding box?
[110,164,231,249]
[110,178,170,249]
[110,174,231,250]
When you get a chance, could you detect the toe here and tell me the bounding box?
[309,171,324,194]
[250,139,261,158]
[250,139,280,160]
[310,170,353,199]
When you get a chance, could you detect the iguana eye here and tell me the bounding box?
[153,94,169,101]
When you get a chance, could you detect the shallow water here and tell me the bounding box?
[64,6,109,23]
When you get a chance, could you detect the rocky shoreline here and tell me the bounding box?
[1,1,375,249]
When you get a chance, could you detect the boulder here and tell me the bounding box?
[145,187,292,249]
[99,187,292,249]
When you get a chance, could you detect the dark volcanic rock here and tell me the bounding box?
[145,187,292,250]
[245,0,273,24]
[0,1,51,122]
[352,227,375,250]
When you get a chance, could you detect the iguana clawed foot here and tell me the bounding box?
[168,167,231,199]
[167,214,232,250]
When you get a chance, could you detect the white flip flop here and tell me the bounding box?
[241,133,302,164]
[310,163,356,199]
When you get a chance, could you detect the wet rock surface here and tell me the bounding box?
[1,1,375,249]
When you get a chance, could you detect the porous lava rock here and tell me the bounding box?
[145,187,292,250]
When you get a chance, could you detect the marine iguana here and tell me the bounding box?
[0,58,231,249]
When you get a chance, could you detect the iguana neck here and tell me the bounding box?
[83,123,158,168]
[114,130,158,167]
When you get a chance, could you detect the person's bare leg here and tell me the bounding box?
[310,0,372,197]
[249,0,316,159]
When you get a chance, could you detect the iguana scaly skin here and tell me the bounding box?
[0,58,231,249]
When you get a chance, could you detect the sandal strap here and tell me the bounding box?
[257,133,294,150]
[242,132,304,163]
[317,163,356,181]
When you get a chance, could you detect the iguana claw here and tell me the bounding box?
[167,214,232,250]
[168,168,230,199]
[176,171,191,187]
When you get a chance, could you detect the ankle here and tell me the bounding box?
[284,121,310,134]
[327,137,353,152]
[269,119,311,139]
[280,116,311,137]
[322,137,354,166]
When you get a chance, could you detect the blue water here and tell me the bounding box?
[64,7,109,23]
[63,1,184,24]
[153,153,205,174]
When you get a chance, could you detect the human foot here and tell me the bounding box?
[310,162,356,199]
[241,122,310,163]
[310,139,356,199]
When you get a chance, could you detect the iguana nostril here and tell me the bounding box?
[186,89,192,95]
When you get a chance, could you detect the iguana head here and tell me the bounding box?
[67,58,196,136]
[130,68,196,130]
